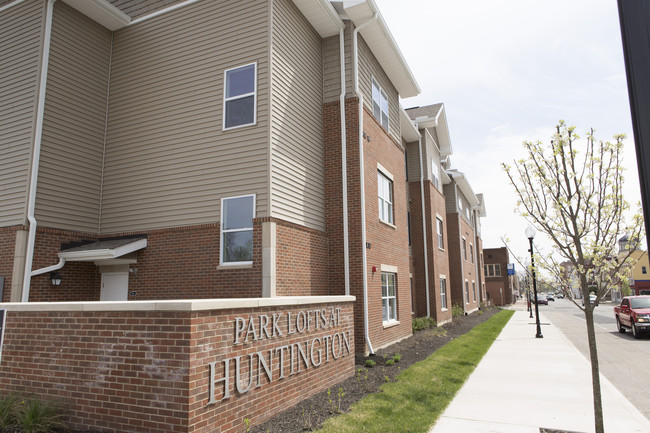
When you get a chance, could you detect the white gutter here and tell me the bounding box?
[339,25,350,297]
[455,183,467,315]
[353,13,377,355]
[22,0,56,302]
[129,0,201,25]
[0,0,28,13]
[415,119,431,317]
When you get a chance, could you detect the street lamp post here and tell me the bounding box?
[526,225,543,338]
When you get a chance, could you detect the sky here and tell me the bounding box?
[373,0,642,268]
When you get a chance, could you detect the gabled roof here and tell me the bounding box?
[406,103,453,157]
[399,105,420,143]
[342,0,420,98]
[446,169,480,208]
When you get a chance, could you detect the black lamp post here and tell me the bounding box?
[526,225,543,338]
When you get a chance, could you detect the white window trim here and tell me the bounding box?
[465,279,470,304]
[382,271,398,324]
[440,275,448,311]
[223,62,257,131]
[219,194,255,266]
[462,236,467,261]
[381,264,398,274]
[378,170,394,225]
[470,243,474,263]
[436,216,444,250]
[371,76,389,130]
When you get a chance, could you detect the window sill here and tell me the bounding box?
[217,262,253,270]
[379,219,396,229]
[383,320,400,329]
[441,308,448,312]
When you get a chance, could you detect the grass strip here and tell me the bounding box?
[316,309,515,433]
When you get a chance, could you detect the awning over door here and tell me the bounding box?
[59,237,147,264]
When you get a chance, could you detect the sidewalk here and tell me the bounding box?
[428,301,650,433]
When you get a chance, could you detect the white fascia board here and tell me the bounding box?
[62,0,131,30]
[293,0,344,37]
[449,171,479,207]
[436,105,453,157]
[400,105,420,142]
[59,239,147,262]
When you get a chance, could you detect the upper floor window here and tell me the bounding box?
[224,63,256,130]
[372,78,389,130]
[470,243,474,263]
[431,159,440,190]
[643,266,647,274]
[378,171,393,224]
[484,264,501,277]
[462,237,467,261]
[436,217,444,249]
[221,195,255,264]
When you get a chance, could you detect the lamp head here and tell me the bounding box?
[525,225,536,240]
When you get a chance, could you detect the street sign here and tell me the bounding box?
[507,263,515,276]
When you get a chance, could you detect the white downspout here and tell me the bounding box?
[353,14,377,355]
[455,183,467,315]
[22,0,56,302]
[339,25,350,297]
[416,121,431,317]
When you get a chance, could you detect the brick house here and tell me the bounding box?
[483,246,515,306]
[0,1,487,431]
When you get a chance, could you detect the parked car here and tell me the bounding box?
[582,294,598,306]
[536,294,548,305]
[557,293,565,299]
[614,295,650,338]
[546,293,555,302]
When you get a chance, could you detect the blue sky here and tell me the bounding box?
[374,0,642,264]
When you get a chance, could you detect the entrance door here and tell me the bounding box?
[101,272,128,301]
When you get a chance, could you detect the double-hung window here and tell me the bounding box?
[220,195,255,264]
[465,280,470,304]
[470,243,474,263]
[224,63,256,130]
[462,237,467,261]
[484,264,501,277]
[371,78,389,130]
[437,217,444,249]
[382,272,397,322]
[440,277,448,309]
[378,171,393,224]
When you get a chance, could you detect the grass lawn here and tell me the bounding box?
[316,309,515,433]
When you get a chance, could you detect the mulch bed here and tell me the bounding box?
[250,307,502,433]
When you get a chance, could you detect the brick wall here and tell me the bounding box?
[0,298,355,433]
[484,247,512,305]
[270,218,330,296]
[0,226,20,302]
[324,99,412,354]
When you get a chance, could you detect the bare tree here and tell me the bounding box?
[502,121,644,433]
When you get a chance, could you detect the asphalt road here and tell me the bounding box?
[537,298,650,421]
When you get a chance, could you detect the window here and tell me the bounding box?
[440,277,447,309]
[378,171,393,224]
[381,272,397,322]
[436,217,444,249]
[431,159,440,189]
[220,195,255,264]
[224,63,256,129]
[458,199,463,212]
[372,78,389,130]
[484,264,501,277]
[643,266,647,275]
[462,237,467,261]
[470,243,474,263]
[465,280,470,304]
[472,281,477,302]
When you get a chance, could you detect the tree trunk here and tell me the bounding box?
[584,305,604,433]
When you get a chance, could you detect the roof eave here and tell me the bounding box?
[293,0,344,37]
[62,0,131,30]
[344,0,420,98]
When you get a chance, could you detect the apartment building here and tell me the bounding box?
[0,1,487,431]
[483,246,515,306]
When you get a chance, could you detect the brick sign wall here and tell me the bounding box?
[0,297,355,433]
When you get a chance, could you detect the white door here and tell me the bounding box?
[101,272,128,301]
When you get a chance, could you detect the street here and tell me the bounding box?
[534,298,650,421]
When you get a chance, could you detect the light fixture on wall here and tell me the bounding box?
[50,272,62,286]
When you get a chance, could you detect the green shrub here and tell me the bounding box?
[13,397,67,433]
[451,304,464,317]
[385,359,395,366]
[392,353,401,363]
[365,359,376,368]
[0,392,20,429]
[411,316,437,333]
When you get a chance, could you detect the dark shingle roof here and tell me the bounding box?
[405,103,443,121]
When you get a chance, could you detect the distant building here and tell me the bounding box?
[483,247,515,306]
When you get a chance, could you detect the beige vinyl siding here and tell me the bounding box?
[270,0,325,230]
[322,23,354,103]
[0,0,43,226]
[405,140,420,182]
[357,35,400,143]
[101,0,270,233]
[35,2,111,232]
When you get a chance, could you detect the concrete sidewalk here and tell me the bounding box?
[428,302,650,433]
